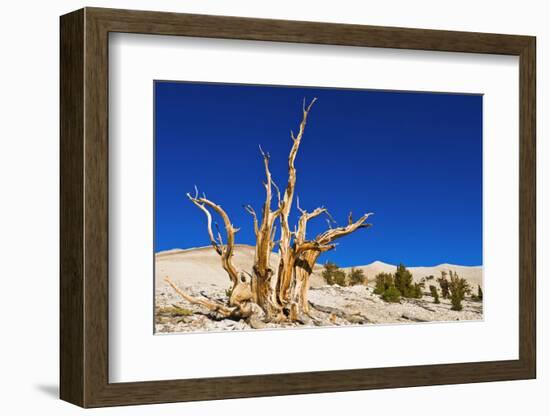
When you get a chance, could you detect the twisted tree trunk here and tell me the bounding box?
[166,99,373,324]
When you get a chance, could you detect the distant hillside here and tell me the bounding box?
[334,261,483,288]
[156,245,482,291]
[155,244,325,290]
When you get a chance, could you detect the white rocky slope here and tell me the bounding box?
[156,245,482,290]
[155,245,483,334]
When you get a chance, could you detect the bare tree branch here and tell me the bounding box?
[295,241,336,255]
[315,212,374,245]
[168,99,375,323]
[164,276,235,317]
[295,206,326,243]
[276,98,318,305]
[281,98,317,216]
[243,204,259,236]
[187,194,222,255]
[187,191,240,284]
[271,178,282,209]
[253,145,281,280]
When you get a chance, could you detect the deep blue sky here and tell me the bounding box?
[154,81,482,267]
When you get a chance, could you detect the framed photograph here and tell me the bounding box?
[60,7,536,408]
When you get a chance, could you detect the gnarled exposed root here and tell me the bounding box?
[164,276,235,317]
[247,314,268,329]
[171,100,373,326]
[164,276,267,324]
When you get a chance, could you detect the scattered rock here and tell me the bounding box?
[401,313,427,322]
[155,284,482,333]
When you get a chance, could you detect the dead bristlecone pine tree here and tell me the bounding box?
[164,99,373,327]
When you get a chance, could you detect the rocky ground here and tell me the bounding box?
[155,283,483,334]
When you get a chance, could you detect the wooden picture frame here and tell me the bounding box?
[60,7,536,408]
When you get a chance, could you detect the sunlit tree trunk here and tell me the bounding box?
[165,99,373,324]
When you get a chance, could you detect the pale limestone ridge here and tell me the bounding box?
[155,245,482,291]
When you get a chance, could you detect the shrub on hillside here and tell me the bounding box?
[348,268,367,286]
[374,272,394,295]
[374,265,420,301]
[410,282,424,299]
[381,285,401,303]
[394,264,422,298]
[429,285,440,304]
[470,285,483,302]
[322,262,347,286]
[437,271,450,299]
[333,270,347,286]
[394,263,413,296]
[322,262,338,285]
[449,270,471,311]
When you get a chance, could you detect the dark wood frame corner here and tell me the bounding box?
[60,7,536,408]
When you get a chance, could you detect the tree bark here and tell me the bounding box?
[276,99,317,307]
[167,99,373,325]
[251,146,283,319]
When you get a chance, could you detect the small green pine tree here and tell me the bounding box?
[437,271,450,299]
[429,285,440,304]
[382,285,401,303]
[374,272,393,295]
[322,262,339,285]
[373,272,403,303]
[348,268,367,285]
[394,264,414,296]
[333,270,347,286]
[411,282,424,299]
[470,284,483,302]
[449,270,471,311]
[394,264,422,298]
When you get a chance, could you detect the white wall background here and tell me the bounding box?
[0,1,545,414]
